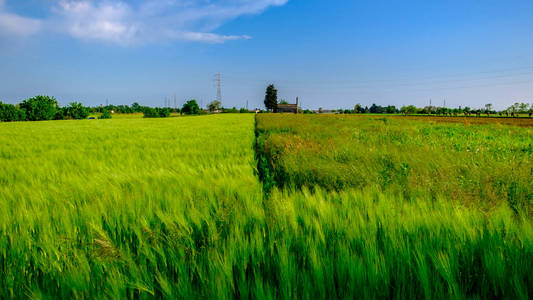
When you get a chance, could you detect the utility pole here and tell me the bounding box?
[246,100,248,111]
[214,73,222,103]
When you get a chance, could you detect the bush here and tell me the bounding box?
[65,102,89,119]
[99,110,112,119]
[182,100,200,115]
[240,108,248,113]
[143,107,170,118]
[19,95,59,121]
[0,102,26,122]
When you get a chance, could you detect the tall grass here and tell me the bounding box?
[263,187,533,299]
[0,114,531,298]
[0,115,265,298]
[256,114,532,214]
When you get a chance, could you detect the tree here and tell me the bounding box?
[208,100,221,112]
[385,105,397,114]
[400,105,417,115]
[65,102,89,119]
[279,99,288,104]
[99,109,112,119]
[132,102,142,112]
[369,103,383,114]
[354,103,363,113]
[518,103,529,113]
[143,107,171,118]
[264,84,278,112]
[182,99,200,115]
[0,101,25,121]
[485,103,493,116]
[19,95,59,121]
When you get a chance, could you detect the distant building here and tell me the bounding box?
[277,97,301,113]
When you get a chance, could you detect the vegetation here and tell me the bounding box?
[56,102,90,120]
[181,99,200,115]
[0,101,25,122]
[143,107,171,118]
[19,95,59,121]
[98,109,112,119]
[264,84,278,112]
[0,113,531,298]
[208,100,221,112]
[256,114,532,213]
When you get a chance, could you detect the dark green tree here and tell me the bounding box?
[264,84,278,112]
[132,102,142,112]
[0,101,26,121]
[182,99,200,115]
[19,95,59,121]
[64,102,89,119]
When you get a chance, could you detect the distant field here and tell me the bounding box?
[1,114,532,298]
[257,114,532,213]
[393,114,533,127]
[88,112,183,119]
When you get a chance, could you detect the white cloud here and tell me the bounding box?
[0,1,42,37]
[0,0,288,45]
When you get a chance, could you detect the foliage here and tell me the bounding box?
[208,100,221,112]
[19,95,59,121]
[181,99,200,115]
[264,84,278,112]
[400,105,417,115]
[98,109,112,119]
[62,102,90,120]
[256,114,532,213]
[143,107,171,118]
[0,101,26,122]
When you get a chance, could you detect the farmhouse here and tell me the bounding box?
[277,97,301,113]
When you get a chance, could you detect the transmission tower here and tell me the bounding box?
[214,73,222,103]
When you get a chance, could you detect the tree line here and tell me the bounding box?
[263,84,532,117]
[0,96,256,122]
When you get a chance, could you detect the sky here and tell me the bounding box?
[1,0,533,110]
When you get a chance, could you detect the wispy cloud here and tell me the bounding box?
[0,0,42,37]
[0,0,288,45]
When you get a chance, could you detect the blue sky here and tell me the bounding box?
[1,0,532,110]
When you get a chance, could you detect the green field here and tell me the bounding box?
[1,114,532,298]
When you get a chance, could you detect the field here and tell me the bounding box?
[0,114,532,298]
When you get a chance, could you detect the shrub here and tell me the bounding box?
[143,107,170,118]
[19,95,59,121]
[64,102,89,119]
[0,102,26,121]
[99,110,112,119]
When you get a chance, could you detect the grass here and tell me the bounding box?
[256,114,532,214]
[0,115,264,298]
[0,114,532,298]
